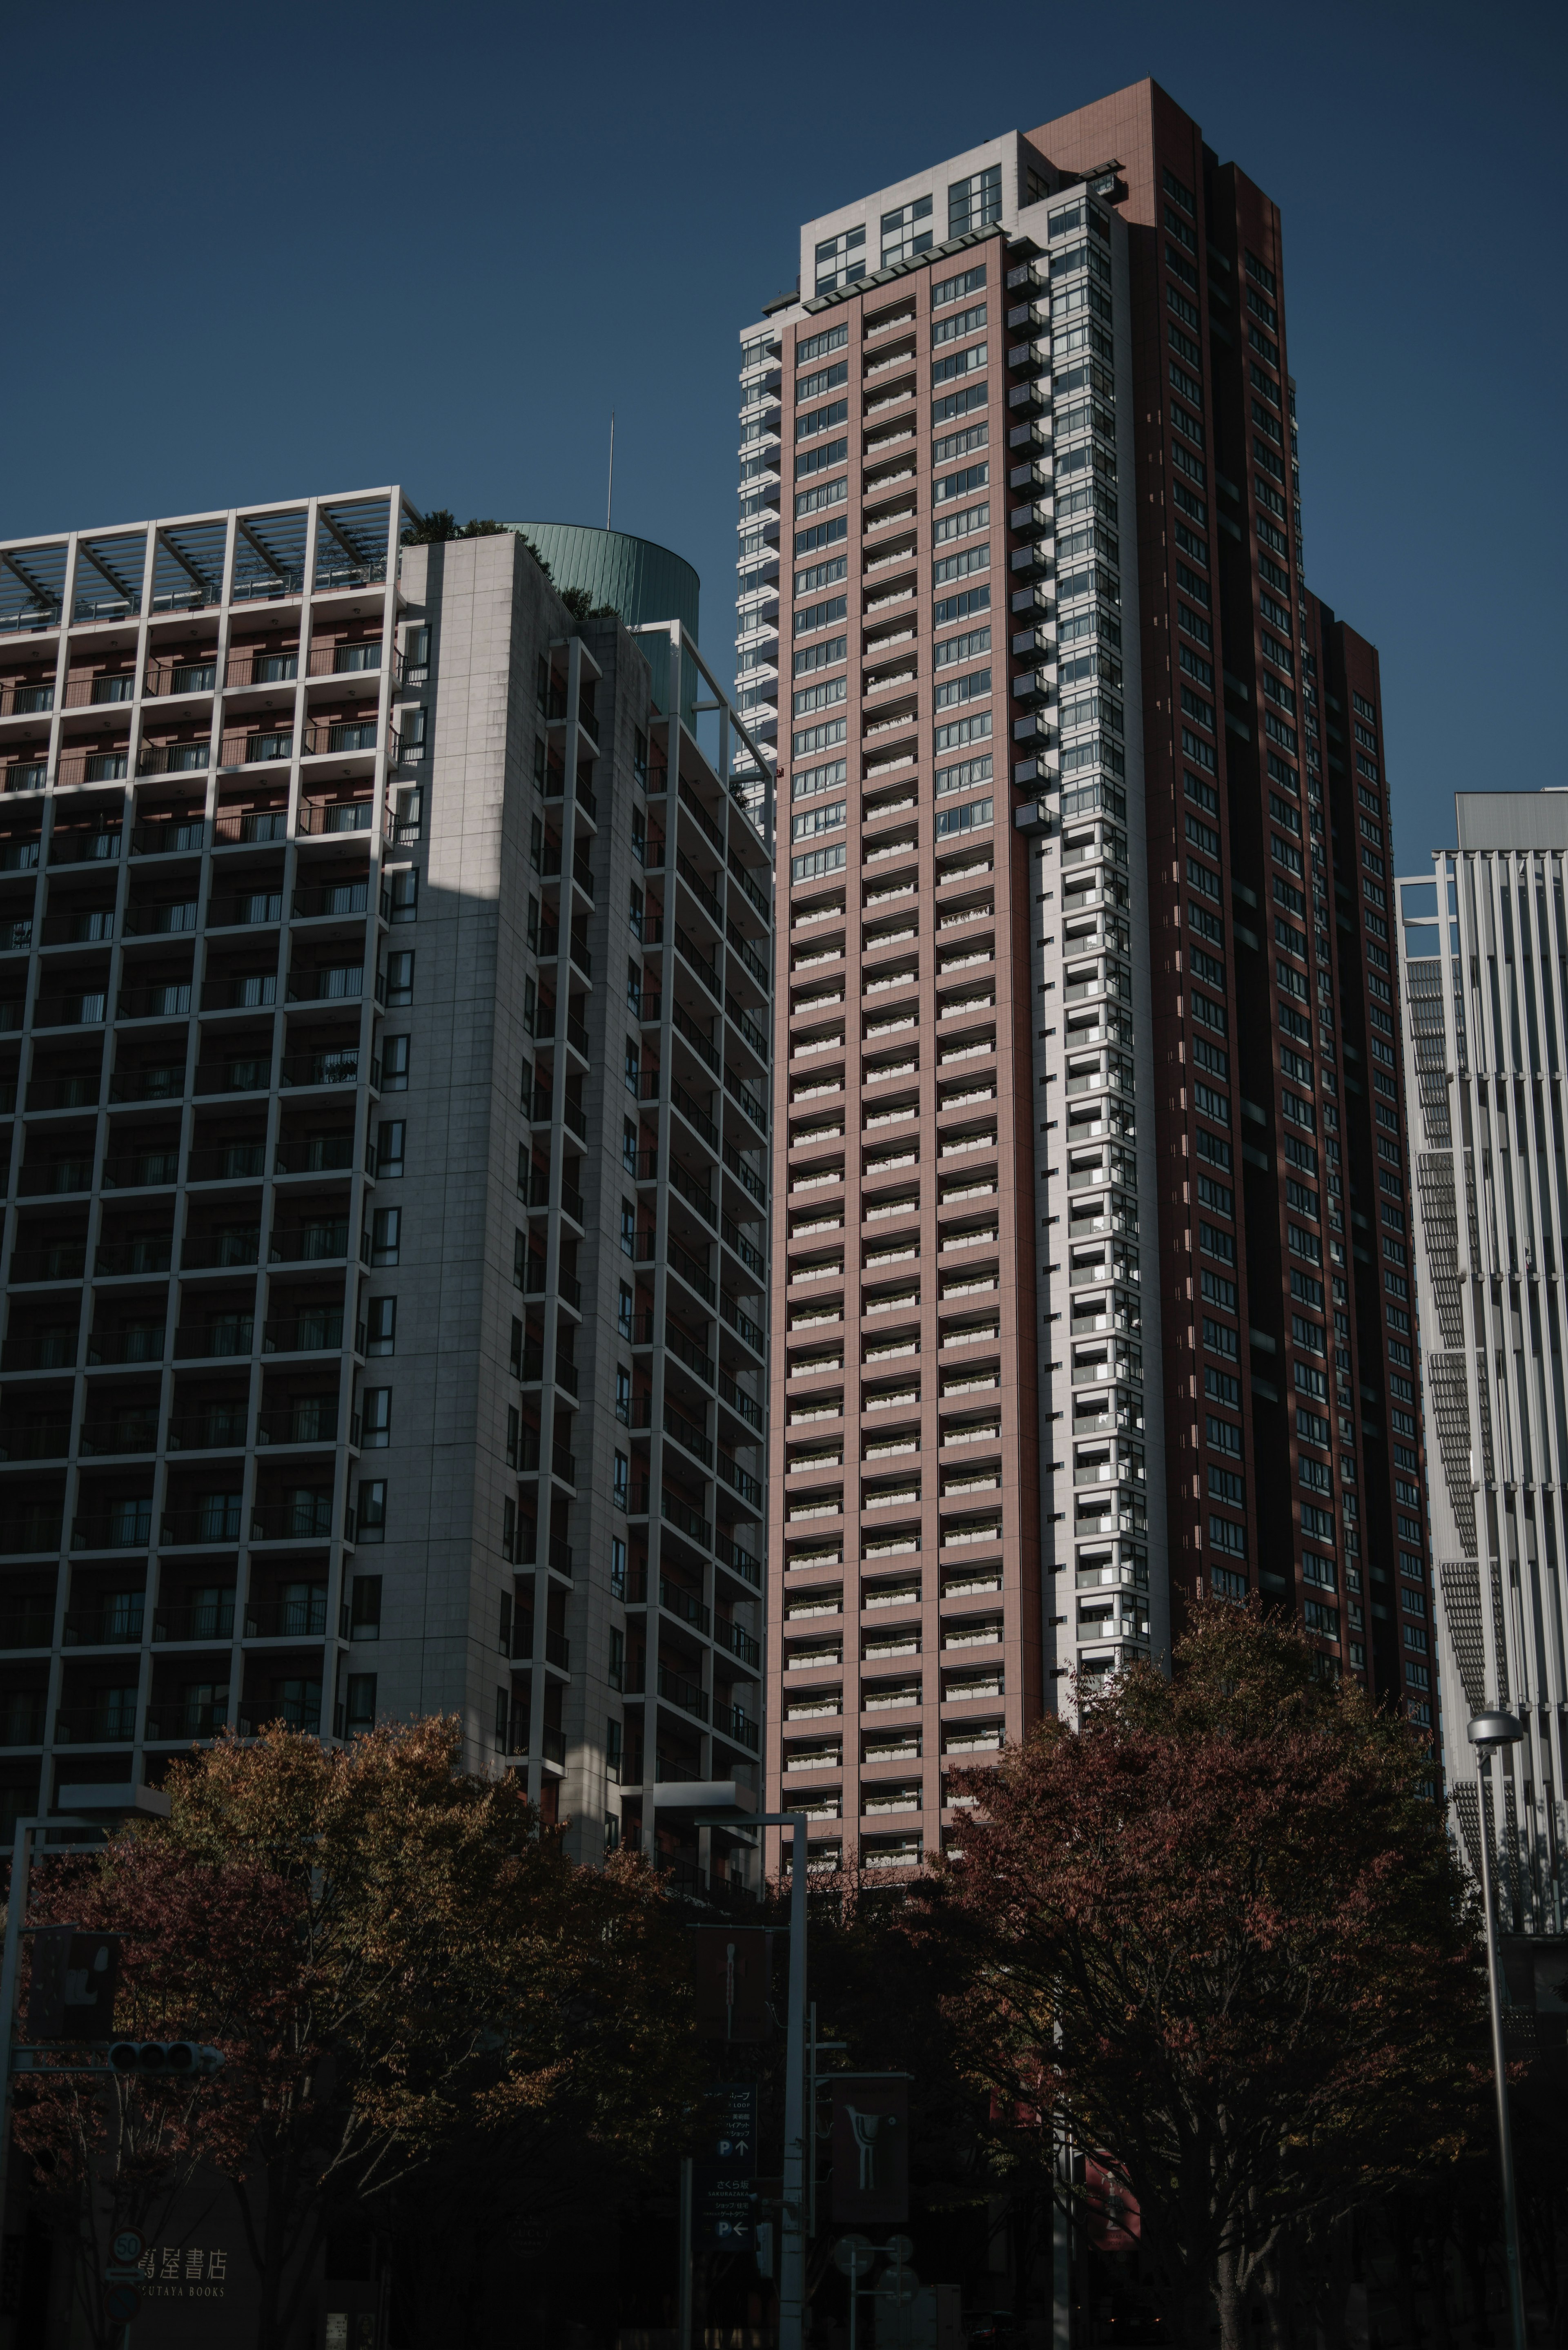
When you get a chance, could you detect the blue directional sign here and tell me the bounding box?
[696,2081,757,2249]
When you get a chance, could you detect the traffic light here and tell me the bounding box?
[108,2042,225,2078]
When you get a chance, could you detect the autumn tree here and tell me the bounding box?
[919,1601,1491,2350]
[13,1835,285,2350]
[18,1718,702,2350]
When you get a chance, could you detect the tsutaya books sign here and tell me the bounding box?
[135,2245,231,2300]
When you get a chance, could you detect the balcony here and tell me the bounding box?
[178,1231,259,1271]
[262,1311,346,1355]
[0,1418,72,1461]
[212,809,287,847]
[219,729,295,767]
[55,1700,140,1745]
[248,1495,335,1543]
[48,826,120,867]
[163,1408,248,1453]
[62,1601,146,1647]
[186,1142,266,1184]
[170,1320,254,1362]
[297,800,374,838]
[132,817,205,856]
[72,1507,154,1552]
[143,1699,230,1743]
[273,1135,355,1176]
[55,750,130,790]
[154,1596,236,1642]
[145,657,218,699]
[78,1413,159,1456]
[0,1699,46,1745]
[138,743,213,779]
[244,1591,328,1638]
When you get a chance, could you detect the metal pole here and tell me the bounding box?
[607,414,616,533]
[694,1809,809,2350]
[1054,2123,1073,2350]
[0,1820,36,2239]
[780,1816,808,2350]
[1476,1759,1528,2350]
[677,2154,693,2350]
[808,1999,817,2240]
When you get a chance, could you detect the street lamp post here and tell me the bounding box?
[699,1809,808,2350]
[1467,1710,1528,2350]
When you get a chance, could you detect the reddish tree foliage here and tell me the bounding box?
[16,1718,702,2350]
[13,1834,292,2350]
[918,1601,1491,2350]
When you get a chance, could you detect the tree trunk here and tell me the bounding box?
[1215,2245,1248,2350]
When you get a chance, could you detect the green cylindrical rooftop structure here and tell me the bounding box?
[506,524,700,645]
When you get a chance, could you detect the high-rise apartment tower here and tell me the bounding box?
[0,494,773,1889]
[739,80,1431,1868]
[1402,792,1568,1933]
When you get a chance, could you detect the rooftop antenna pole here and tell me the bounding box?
[607,413,615,532]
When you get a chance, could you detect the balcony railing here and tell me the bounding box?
[244,1592,328,1637]
[145,658,218,698]
[91,1241,173,1278]
[0,1420,72,1462]
[256,1402,341,1448]
[0,1517,64,1556]
[269,1221,349,1264]
[62,1604,146,1647]
[262,1313,345,1355]
[305,644,382,679]
[153,1598,236,1642]
[143,1701,230,1743]
[48,826,120,866]
[55,1701,140,1744]
[0,1610,54,1649]
[131,817,205,857]
[170,1322,253,1361]
[137,743,213,778]
[297,800,374,836]
[78,1415,159,1456]
[248,1496,334,1543]
[212,809,287,847]
[164,1411,249,1453]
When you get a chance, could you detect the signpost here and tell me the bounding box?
[830,2076,911,2224]
[104,2225,146,2340]
[834,2233,915,2350]
[696,1808,808,2350]
[694,2081,758,2250]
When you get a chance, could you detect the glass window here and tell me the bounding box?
[949,165,1002,238]
[618,1282,634,1338]
[388,869,418,923]
[383,950,414,1007]
[880,193,932,268]
[381,1035,410,1091]
[610,1536,627,1598]
[368,1206,400,1265]
[361,1389,391,1447]
[814,224,866,293]
[616,1365,633,1425]
[350,1575,382,1638]
[365,1296,396,1356]
[376,1120,405,1177]
[356,1480,387,1543]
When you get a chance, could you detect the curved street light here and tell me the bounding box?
[1467,1710,1527,2350]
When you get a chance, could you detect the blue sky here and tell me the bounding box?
[2,0,1562,868]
